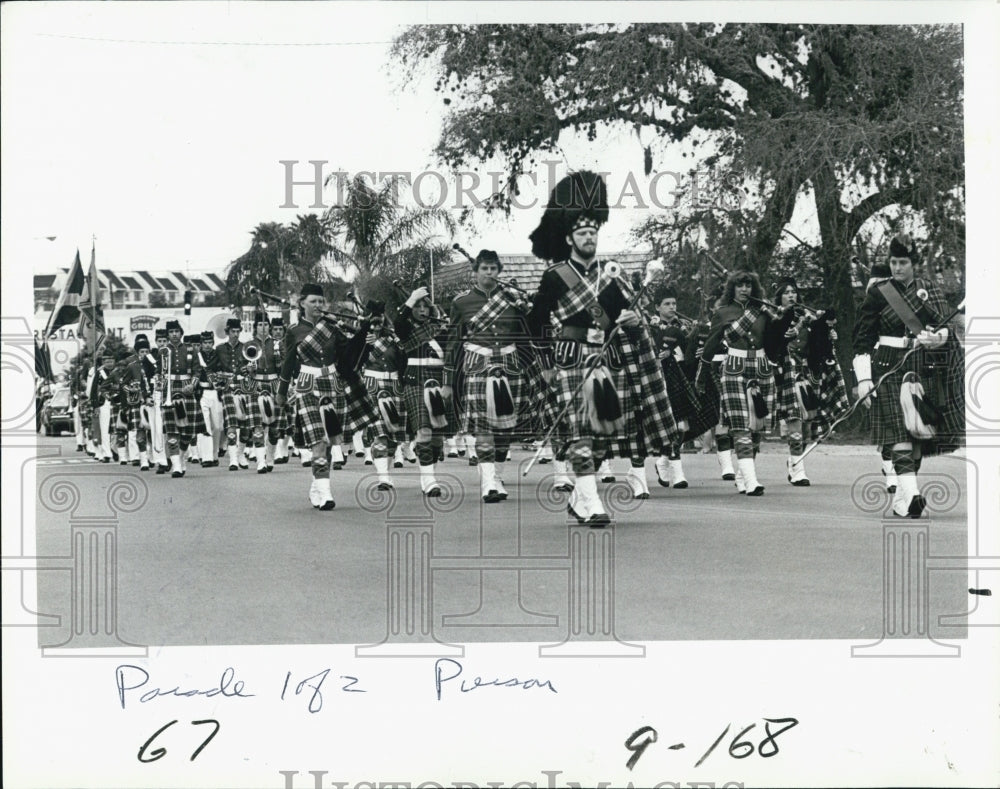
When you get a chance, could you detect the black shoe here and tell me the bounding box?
[600,475,616,483]
[219,448,226,457]
[274,457,288,464]
[393,460,404,469]
[156,464,167,475]
[258,468,268,474]
[190,458,201,464]
[538,457,551,464]
[355,451,365,458]
[746,485,765,497]
[482,489,503,504]
[424,486,442,497]
[567,503,586,524]
[318,499,336,511]
[468,456,478,466]
[887,484,897,494]
[101,458,111,464]
[553,482,574,493]
[364,459,373,466]
[229,464,238,471]
[655,465,670,488]
[722,472,736,481]
[172,470,183,478]
[377,482,393,491]
[587,512,612,528]
[908,494,927,518]
[76,445,84,452]
[333,462,344,470]
[302,459,312,467]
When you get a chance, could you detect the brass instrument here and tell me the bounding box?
[249,287,366,332]
[161,346,173,407]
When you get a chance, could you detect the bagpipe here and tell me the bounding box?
[524,257,668,476]
[799,299,966,461]
[452,243,534,311]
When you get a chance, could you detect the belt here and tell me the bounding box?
[560,326,604,342]
[878,335,913,349]
[465,342,517,356]
[406,358,444,367]
[711,353,726,362]
[364,370,399,380]
[254,373,278,381]
[727,347,765,358]
[300,364,339,377]
[167,374,192,381]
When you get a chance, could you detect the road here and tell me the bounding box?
[30,437,971,649]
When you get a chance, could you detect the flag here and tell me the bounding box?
[45,251,85,337]
[34,337,53,382]
[78,242,105,352]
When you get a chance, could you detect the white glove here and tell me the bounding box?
[673,345,685,363]
[853,354,875,406]
[857,379,876,405]
[915,327,948,349]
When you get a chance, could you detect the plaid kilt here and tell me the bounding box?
[662,356,716,440]
[295,370,379,447]
[220,388,250,436]
[813,363,850,431]
[247,375,280,435]
[870,340,965,450]
[719,351,776,432]
[457,345,529,435]
[543,329,678,452]
[773,354,802,422]
[161,391,200,442]
[403,364,454,435]
[365,373,408,443]
[610,362,641,458]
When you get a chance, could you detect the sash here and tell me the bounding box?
[399,320,440,355]
[552,263,613,330]
[876,280,927,335]
[466,289,520,334]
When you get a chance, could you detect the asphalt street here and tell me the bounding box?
[32,438,970,648]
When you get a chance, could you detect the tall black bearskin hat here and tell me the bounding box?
[529,170,609,262]
[154,328,168,340]
[888,232,919,262]
[133,333,150,351]
[473,249,503,272]
[225,318,242,332]
[165,319,182,333]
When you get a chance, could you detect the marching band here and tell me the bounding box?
[62,173,963,525]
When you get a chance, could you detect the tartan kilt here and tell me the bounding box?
[76,397,92,425]
[120,402,143,432]
[295,371,379,447]
[402,365,454,435]
[221,389,250,435]
[662,356,716,440]
[719,352,776,433]
[773,356,798,422]
[813,363,850,431]
[161,391,200,442]
[457,346,529,435]
[365,374,408,442]
[247,376,281,434]
[610,363,640,457]
[870,341,964,450]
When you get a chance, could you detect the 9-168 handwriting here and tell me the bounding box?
[624,718,799,771]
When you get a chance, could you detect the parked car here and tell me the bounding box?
[40,387,74,436]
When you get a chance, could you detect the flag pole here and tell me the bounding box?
[90,236,98,356]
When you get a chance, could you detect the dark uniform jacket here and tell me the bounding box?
[443,285,531,387]
[525,259,632,365]
[276,318,315,398]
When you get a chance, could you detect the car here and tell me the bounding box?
[40,387,74,437]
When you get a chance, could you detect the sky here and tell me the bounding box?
[3,2,701,281]
[2,1,996,294]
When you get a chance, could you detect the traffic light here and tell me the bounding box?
[184,290,193,315]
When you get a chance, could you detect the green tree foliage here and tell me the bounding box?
[393,23,964,366]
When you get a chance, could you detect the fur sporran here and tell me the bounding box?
[485,366,517,430]
[423,379,449,430]
[582,364,624,435]
[746,381,769,432]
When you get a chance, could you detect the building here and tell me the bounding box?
[33,268,228,312]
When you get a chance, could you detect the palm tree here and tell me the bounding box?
[323,174,457,277]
